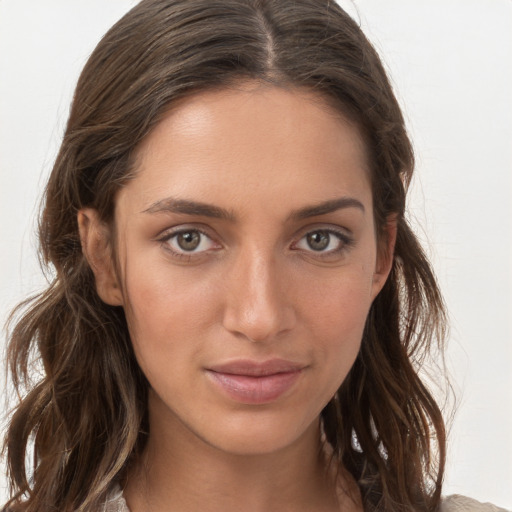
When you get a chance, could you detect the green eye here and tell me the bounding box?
[306,231,331,251]
[176,231,201,251]
[159,228,219,257]
[294,228,353,257]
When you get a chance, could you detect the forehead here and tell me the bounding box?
[122,83,372,216]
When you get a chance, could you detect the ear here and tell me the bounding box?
[77,208,124,306]
[371,214,397,300]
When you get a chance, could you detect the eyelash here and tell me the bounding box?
[291,228,354,259]
[156,227,219,261]
[156,227,354,261]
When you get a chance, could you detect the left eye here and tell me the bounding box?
[294,230,348,253]
[163,229,217,254]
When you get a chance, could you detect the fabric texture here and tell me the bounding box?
[102,486,128,512]
[440,495,510,512]
[103,486,510,512]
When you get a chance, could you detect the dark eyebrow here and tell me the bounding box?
[289,197,365,221]
[142,197,235,221]
[143,196,364,222]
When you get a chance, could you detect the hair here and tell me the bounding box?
[3,1,448,511]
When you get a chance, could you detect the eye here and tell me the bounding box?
[158,228,219,256]
[293,229,353,255]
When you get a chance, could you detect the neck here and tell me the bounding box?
[122,395,360,512]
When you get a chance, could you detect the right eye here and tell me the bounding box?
[158,228,220,257]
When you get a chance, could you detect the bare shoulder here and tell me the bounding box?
[441,495,510,512]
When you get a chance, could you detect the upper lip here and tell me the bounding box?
[206,359,306,377]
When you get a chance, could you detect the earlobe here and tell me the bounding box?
[77,208,124,306]
[371,215,398,299]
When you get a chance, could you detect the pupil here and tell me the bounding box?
[307,231,329,251]
[177,231,200,251]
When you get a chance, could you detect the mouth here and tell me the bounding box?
[205,359,306,404]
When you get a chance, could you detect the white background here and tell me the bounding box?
[1,0,511,508]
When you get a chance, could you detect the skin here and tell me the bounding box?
[79,83,395,512]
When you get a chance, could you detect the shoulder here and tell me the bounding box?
[441,495,510,512]
[101,490,511,512]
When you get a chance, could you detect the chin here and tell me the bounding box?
[192,409,321,457]
[148,383,325,458]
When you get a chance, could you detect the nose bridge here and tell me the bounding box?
[222,244,294,342]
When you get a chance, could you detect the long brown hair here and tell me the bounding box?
[3,1,447,511]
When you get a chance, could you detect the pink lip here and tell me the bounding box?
[205,359,305,404]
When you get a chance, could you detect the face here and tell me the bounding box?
[82,84,393,456]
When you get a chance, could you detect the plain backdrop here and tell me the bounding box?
[1,0,511,508]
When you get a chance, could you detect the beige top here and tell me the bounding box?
[103,487,510,512]
[439,495,510,512]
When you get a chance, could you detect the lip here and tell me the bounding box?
[205,359,306,404]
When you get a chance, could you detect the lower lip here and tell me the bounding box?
[206,370,302,404]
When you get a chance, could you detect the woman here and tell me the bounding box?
[2,1,507,511]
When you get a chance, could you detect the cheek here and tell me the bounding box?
[302,259,375,330]
[297,262,375,377]
[120,258,219,365]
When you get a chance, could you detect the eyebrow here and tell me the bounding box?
[289,197,365,220]
[142,196,364,221]
[142,197,235,220]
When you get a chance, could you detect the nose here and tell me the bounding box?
[221,248,296,343]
